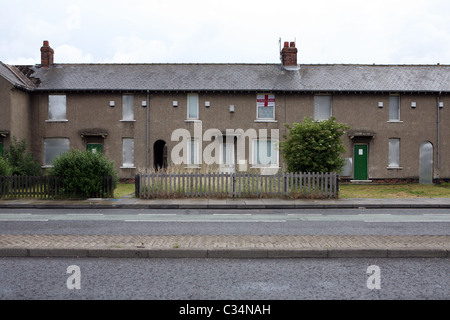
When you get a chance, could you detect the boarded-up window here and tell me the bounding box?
[122,138,134,167]
[44,138,69,166]
[388,138,400,167]
[389,96,400,121]
[48,95,67,120]
[122,95,134,121]
[314,95,332,121]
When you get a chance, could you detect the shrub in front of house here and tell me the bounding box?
[48,150,118,198]
[281,117,349,173]
[4,136,41,176]
[0,157,13,176]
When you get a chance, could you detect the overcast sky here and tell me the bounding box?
[1,0,450,65]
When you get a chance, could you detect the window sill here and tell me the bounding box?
[254,119,277,123]
[120,120,136,122]
[120,166,136,169]
[45,120,68,123]
[185,119,201,123]
[41,165,53,169]
[250,165,280,169]
[387,120,403,123]
[387,166,403,170]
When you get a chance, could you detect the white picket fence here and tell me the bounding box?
[136,172,338,199]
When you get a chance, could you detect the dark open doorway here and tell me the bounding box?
[153,140,168,171]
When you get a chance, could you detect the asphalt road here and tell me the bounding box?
[0,208,449,236]
[0,256,448,301]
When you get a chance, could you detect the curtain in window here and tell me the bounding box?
[254,140,277,165]
[188,94,199,119]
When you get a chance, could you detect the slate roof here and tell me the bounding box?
[1,62,450,93]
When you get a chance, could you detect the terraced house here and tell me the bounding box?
[0,40,449,182]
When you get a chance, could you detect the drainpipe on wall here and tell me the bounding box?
[437,92,441,170]
[147,90,150,169]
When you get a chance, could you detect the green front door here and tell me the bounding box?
[354,145,368,180]
[0,142,3,157]
[87,143,102,154]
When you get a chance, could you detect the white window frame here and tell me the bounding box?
[121,94,135,121]
[256,93,276,121]
[43,138,70,167]
[388,138,401,169]
[47,94,67,122]
[388,95,401,122]
[187,93,199,120]
[251,139,279,167]
[121,138,135,168]
[314,95,332,121]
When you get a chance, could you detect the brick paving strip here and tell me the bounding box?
[0,235,449,258]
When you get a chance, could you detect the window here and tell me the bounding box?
[221,143,235,165]
[257,94,275,120]
[187,94,199,119]
[122,94,134,121]
[389,95,400,121]
[253,139,278,166]
[388,138,400,168]
[187,139,199,165]
[122,138,135,167]
[48,95,67,120]
[314,95,332,121]
[44,138,69,166]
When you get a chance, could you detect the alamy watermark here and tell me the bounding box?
[170,122,280,174]
[66,265,81,290]
[366,265,381,290]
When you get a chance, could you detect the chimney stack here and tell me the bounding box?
[40,40,54,68]
[280,41,298,70]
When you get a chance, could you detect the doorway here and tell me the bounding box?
[87,143,102,154]
[353,144,368,180]
[154,140,168,171]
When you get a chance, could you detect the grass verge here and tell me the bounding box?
[339,183,450,198]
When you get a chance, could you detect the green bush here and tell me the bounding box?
[280,117,350,173]
[0,157,13,176]
[4,136,41,176]
[48,149,118,198]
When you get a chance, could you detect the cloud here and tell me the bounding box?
[66,5,81,30]
[55,45,93,63]
[105,35,170,63]
[1,0,450,65]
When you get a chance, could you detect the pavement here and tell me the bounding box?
[0,196,449,259]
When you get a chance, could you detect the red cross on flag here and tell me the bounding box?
[257,94,275,107]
